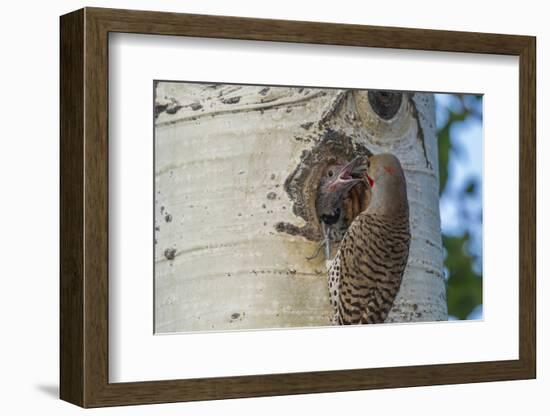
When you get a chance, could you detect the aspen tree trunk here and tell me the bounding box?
[154,83,447,333]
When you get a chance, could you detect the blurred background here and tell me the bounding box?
[435,93,483,320]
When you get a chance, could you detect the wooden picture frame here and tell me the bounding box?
[60,7,536,408]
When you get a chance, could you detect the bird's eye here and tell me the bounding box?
[327,170,334,177]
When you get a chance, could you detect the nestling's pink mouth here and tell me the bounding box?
[338,167,354,182]
[339,157,364,181]
[328,157,366,192]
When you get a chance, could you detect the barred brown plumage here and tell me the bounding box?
[326,153,410,325]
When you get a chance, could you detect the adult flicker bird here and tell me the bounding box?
[317,153,410,325]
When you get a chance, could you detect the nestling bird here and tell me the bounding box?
[311,158,368,261]
[322,153,410,325]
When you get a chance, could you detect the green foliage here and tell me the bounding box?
[438,109,468,195]
[443,235,482,319]
[437,94,483,320]
[465,181,476,194]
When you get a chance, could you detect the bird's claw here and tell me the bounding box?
[305,241,325,261]
[324,223,331,260]
[306,224,332,261]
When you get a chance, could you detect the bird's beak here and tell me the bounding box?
[327,157,365,193]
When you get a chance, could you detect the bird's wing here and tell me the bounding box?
[339,215,410,324]
[335,215,395,325]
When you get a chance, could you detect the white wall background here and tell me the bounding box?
[0,0,545,414]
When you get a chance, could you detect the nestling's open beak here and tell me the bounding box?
[327,156,366,193]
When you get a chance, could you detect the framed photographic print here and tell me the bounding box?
[60,7,536,408]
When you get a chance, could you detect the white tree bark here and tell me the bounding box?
[154,83,447,333]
